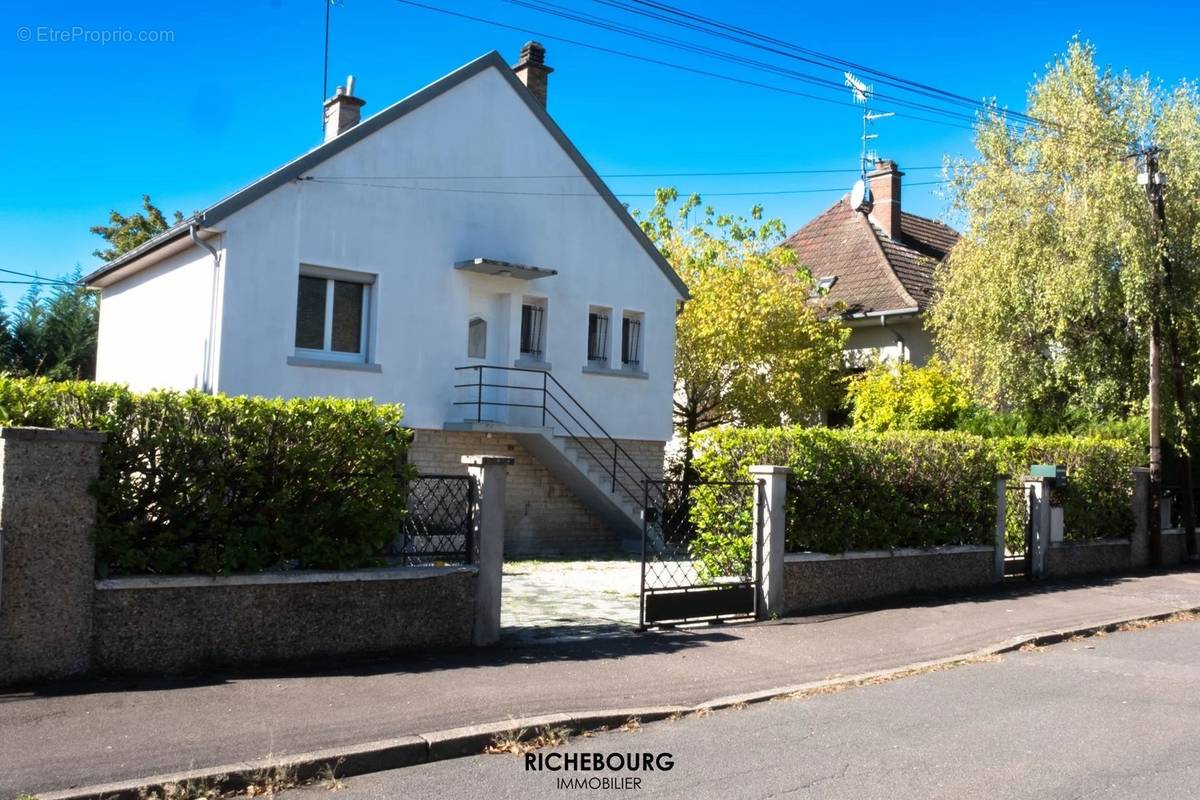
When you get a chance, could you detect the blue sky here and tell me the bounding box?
[2,0,1198,307]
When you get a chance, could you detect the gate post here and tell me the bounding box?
[1024,476,1052,579]
[749,465,790,620]
[994,475,1008,581]
[462,455,514,647]
[1131,467,1151,569]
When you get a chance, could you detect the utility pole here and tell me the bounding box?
[1140,148,1197,558]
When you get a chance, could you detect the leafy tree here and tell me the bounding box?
[848,359,973,431]
[89,194,184,261]
[633,188,848,477]
[931,40,1200,440]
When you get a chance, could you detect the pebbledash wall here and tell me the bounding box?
[0,428,480,686]
[409,429,663,555]
[774,471,1184,616]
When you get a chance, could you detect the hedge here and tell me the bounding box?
[691,426,1143,555]
[992,435,1141,543]
[0,377,413,576]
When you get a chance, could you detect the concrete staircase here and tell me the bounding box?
[512,431,650,554]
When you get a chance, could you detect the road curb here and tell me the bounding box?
[36,605,1200,800]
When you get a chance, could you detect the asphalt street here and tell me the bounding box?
[283,617,1200,800]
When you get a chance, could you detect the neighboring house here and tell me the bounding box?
[783,159,959,367]
[83,43,688,557]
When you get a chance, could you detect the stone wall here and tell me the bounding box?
[0,428,105,686]
[409,429,663,556]
[92,567,477,674]
[783,546,998,615]
[1044,540,1131,579]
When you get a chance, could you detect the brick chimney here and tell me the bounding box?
[512,41,553,109]
[323,76,365,142]
[868,159,904,240]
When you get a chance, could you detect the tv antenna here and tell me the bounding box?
[845,71,894,212]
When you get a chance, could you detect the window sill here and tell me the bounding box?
[287,356,382,373]
[513,358,552,371]
[581,365,648,380]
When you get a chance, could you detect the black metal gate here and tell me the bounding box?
[396,474,477,565]
[1003,482,1033,578]
[640,479,760,628]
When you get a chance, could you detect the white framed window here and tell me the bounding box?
[294,267,373,363]
[587,306,611,365]
[520,298,547,361]
[621,311,643,370]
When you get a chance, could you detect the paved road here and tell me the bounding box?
[7,571,1200,797]
[285,617,1200,800]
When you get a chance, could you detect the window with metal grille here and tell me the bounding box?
[622,314,642,368]
[520,302,545,359]
[587,311,609,363]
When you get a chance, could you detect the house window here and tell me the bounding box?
[621,312,643,369]
[294,269,372,362]
[467,317,487,359]
[587,308,610,364]
[520,300,546,360]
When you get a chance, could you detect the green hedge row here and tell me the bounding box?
[691,427,1143,554]
[0,377,413,576]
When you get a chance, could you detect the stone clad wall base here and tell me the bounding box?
[1043,540,1131,579]
[782,547,997,615]
[410,429,664,556]
[0,428,105,687]
[92,567,477,674]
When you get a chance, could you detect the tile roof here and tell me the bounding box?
[783,197,959,314]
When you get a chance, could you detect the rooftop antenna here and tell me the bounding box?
[845,71,894,213]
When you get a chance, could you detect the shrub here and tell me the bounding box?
[993,435,1141,540]
[690,426,1144,554]
[0,376,413,576]
[691,427,996,553]
[847,359,972,432]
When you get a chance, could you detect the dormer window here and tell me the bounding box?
[810,276,837,299]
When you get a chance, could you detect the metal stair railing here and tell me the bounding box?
[453,364,653,509]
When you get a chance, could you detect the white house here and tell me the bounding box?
[84,43,688,556]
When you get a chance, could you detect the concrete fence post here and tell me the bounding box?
[0,427,106,687]
[994,476,1009,581]
[1024,476,1052,579]
[1131,467,1151,569]
[749,465,790,620]
[462,455,514,647]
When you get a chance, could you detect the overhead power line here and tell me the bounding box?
[300,176,949,197]
[391,0,978,132]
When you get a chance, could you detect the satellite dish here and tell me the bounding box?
[850,179,873,213]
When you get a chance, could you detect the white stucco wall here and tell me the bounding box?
[95,240,221,391]
[200,65,679,441]
[844,317,933,367]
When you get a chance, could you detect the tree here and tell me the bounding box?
[90,194,184,261]
[931,41,1200,443]
[633,188,848,477]
[5,268,99,379]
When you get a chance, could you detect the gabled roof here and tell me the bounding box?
[782,197,959,314]
[84,51,688,298]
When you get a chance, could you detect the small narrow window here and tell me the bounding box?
[520,300,546,360]
[587,310,610,364]
[294,270,372,362]
[467,317,487,359]
[621,313,643,369]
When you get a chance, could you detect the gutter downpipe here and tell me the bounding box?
[880,314,908,362]
[190,221,221,394]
